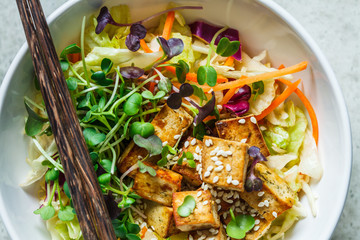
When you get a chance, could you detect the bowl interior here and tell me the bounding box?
[0,0,351,239]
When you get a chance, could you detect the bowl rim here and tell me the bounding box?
[0,0,352,239]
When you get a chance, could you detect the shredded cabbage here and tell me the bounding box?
[46,216,83,240]
[266,101,296,127]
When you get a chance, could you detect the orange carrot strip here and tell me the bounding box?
[278,64,285,70]
[164,66,228,84]
[149,81,156,93]
[203,115,216,122]
[219,76,247,105]
[162,11,175,40]
[140,226,147,238]
[224,56,234,66]
[255,79,301,121]
[140,39,153,53]
[201,61,307,92]
[68,53,81,63]
[276,78,319,145]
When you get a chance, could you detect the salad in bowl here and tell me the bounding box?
[19,2,325,240]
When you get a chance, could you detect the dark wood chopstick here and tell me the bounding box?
[16,0,117,239]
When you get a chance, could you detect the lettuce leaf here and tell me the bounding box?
[266,101,296,127]
[46,216,83,240]
[286,107,308,154]
[299,129,322,180]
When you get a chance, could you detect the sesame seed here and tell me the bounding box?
[238,118,246,124]
[191,138,197,145]
[137,155,143,159]
[195,146,201,153]
[235,201,240,207]
[197,191,202,197]
[184,141,189,148]
[255,219,260,225]
[203,184,209,190]
[215,161,223,166]
[254,225,260,231]
[209,228,216,233]
[151,238,157,240]
[231,180,240,185]
[203,200,209,205]
[162,141,168,147]
[218,191,224,197]
[204,171,211,177]
[258,202,265,207]
[189,235,194,240]
[151,226,155,231]
[226,150,233,156]
[213,176,219,183]
[216,150,225,156]
[226,164,232,172]
[211,156,218,161]
[234,192,240,199]
[205,140,210,147]
[257,191,265,197]
[208,139,213,146]
[196,164,201,171]
[240,138,247,143]
[224,199,234,204]
[215,199,221,204]
[227,176,232,184]
[260,126,267,131]
[207,166,214,172]
[223,212,228,219]
[193,153,201,160]
[250,116,257,124]
[264,200,269,207]
[215,166,224,172]
[251,213,256,217]
[208,237,215,240]
[218,205,222,211]
[272,211,278,218]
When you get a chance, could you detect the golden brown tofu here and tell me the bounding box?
[172,137,203,186]
[188,224,227,240]
[117,105,193,177]
[173,190,220,231]
[144,200,179,238]
[240,163,296,221]
[215,116,270,157]
[133,164,182,206]
[201,136,249,192]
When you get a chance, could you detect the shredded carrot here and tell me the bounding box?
[149,81,156,93]
[140,39,153,53]
[203,115,216,122]
[68,53,81,63]
[199,61,308,92]
[219,76,247,105]
[276,78,319,145]
[224,56,234,66]
[140,226,147,238]
[278,64,285,70]
[162,11,175,40]
[164,66,228,84]
[255,79,301,121]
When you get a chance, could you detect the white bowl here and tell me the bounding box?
[0,0,351,239]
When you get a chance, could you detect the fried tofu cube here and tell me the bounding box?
[133,164,182,206]
[144,200,179,238]
[117,105,193,177]
[188,225,227,240]
[201,136,249,192]
[240,163,296,221]
[215,116,270,157]
[172,137,203,186]
[173,190,220,231]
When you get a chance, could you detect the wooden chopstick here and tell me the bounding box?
[16,0,117,239]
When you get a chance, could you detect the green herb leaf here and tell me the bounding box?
[100,159,114,172]
[138,161,157,177]
[60,43,81,59]
[112,220,127,238]
[226,209,255,239]
[158,77,172,93]
[252,81,264,101]
[191,84,208,102]
[60,60,69,72]
[133,134,162,156]
[126,221,141,234]
[193,122,206,141]
[91,71,113,86]
[66,77,78,91]
[34,205,55,220]
[98,173,111,185]
[45,169,59,183]
[25,117,45,137]
[63,181,71,199]
[177,195,196,217]
[197,65,217,87]
[216,37,240,57]
[176,60,189,83]
[123,93,142,116]
[157,144,176,167]
[126,234,141,240]
[101,58,113,74]
[83,128,106,147]
[141,90,166,100]
[118,196,136,208]
[77,92,92,109]
[188,159,196,168]
[58,206,75,221]
[129,122,155,138]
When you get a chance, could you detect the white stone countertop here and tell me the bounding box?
[0,0,358,239]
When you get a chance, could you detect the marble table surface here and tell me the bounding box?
[0,0,358,239]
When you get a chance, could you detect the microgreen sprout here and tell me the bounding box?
[245,146,268,192]
[215,37,241,57]
[157,144,177,167]
[175,60,189,83]
[120,66,145,79]
[137,161,156,177]
[177,151,196,168]
[226,209,255,239]
[252,81,264,101]
[129,122,155,138]
[24,100,48,137]
[177,195,196,217]
[125,23,147,52]
[133,134,162,157]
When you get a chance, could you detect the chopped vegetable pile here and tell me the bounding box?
[22,3,322,240]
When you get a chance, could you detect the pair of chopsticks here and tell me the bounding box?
[16,0,116,239]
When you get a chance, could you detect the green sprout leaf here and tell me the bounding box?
[193,122,206,141]
[126,234,141,240]
[83,128,106,147]
[24,101,48,137]
[58,206,75,221]
[252,81,264,101]
[141,90,166,100]
[216,37,241,57]
[158,77,172,93]
[226,209,255,239]
[191,84,208,103]
[123,93,142,116]
[77,92,92,110]
[177,195,196,217]
[34,205,55,220]
[60,43,81,59]
[63,181,71,199]
[197,65,217,87]
[133,134,162,156]
[60,60,69,72]
[138,161,156,177]
[129,122,155,138]
[176,60,189,83]
[112,220,128,238]
[100,159,114,173]
[118,196,136,208]
[98,173,111,185]
[177,152,195,167]
[66,77,78,91]
[101,58,113,74]
[126,221,141,234]
[157,144,177,167]
[45,168,59,183]
[91,71,113,86]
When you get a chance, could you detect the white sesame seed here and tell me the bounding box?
[254,225,260,231]
[215,199,221,204]
[184,141,189,148]
[272,211,278,218]
[205,140,210,147]
[221,152,228,157]
[137,155,143,159]
[257,191,265,197]
[199,236,206,240]
[204,171,211,177]
[264,200,269,207]
[208,237,215,240]
[151,238,157,240]
[235,201,240,207]
[215,161,223,166]
[209,228,216,233]
[226,150,233,156]
[203,200,209,205]
[196,164,201,171]
[258,202,265,207]
[224,199,234,204]
[238,118,246,124]
[211,156,218,161]
[231,180,240,186]
[197,191,202,197]
[193,153,201,160]
[203,184,209,190]
[240,138,247,143]
[191,138,197,145]
[226,164,232,172]
[250,116,257,124]
[216,150,225,156]
[162,141,168,147]
[174,134,181,140]
[260,126,267,131]
[208,139,213,146]
[255,219,260,225]
[189,235,194,240]
[213,176,219,183]
[195,146,201,153]
[215,166,224,172]
[218,205,222,211]
[251,213,256,217]
[151,226,155,231]
[226,176,232,184]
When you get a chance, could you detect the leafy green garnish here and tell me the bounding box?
[66,77,79,91]
[33,205,55,220]
[83,128,106,147]
[60,43,81,59]
[98,173,112,185]
[157,144,177,167]
[197,65,217,87]
[133,134,162,156]
[45,168,59,183]
[252,81,264,101]
[177,195,196,217]
[24,101,48,137]
[177,152,196,168]
[123,93,142,116]
[191,84,207,103]
[141,90,165,100]
[175,60,189,83]
[226,209,255,239]
[112,219,141,240]
[216,37,241,57]
[129,122,155,138]
[138,161,156,177]
[58,206,75,221]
